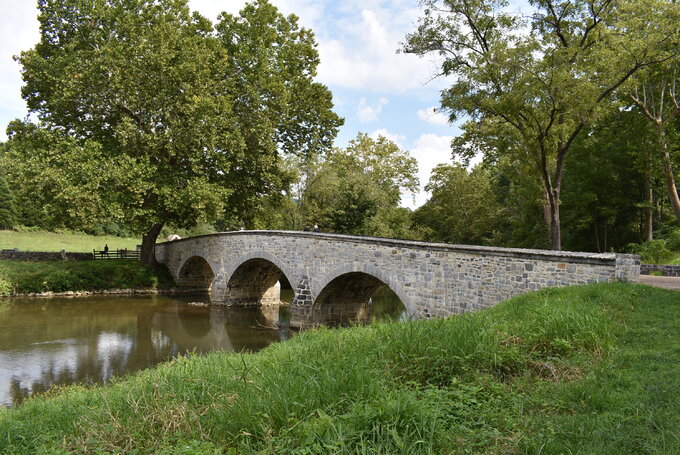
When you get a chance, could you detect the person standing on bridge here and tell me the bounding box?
[313,225,320,232]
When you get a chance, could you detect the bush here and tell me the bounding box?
[0,260,174,294]
[0,276,12,296]
[628,240,671,264]
[0,173,17,230]
[666,229,680,252]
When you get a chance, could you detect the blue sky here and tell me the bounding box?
[0,0,493,207]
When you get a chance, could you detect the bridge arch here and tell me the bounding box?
[221,251,296,306]
[176,255,217,291]
[311,264,414,325]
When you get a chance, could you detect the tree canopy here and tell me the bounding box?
[16,0,342,262]
[300,133,419,236]
[404,0,680,249]
[625,58,680,226]
[413,163,502,245]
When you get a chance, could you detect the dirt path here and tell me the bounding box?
[639,275,680,291]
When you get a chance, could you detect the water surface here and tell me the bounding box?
[0,294,290,407]
[0,287,405,407]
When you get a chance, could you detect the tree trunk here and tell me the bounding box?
[659,131,680,225]
[542,185,561,251]
[644,158,654,242]
[141,223,164,266]
[549,200,561,250]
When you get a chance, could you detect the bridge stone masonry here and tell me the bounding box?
[154,231,640,327]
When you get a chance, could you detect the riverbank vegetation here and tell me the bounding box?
[0,260,174,296]
[0,283,678,454]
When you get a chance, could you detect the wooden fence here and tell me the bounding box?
[92,248,141,260]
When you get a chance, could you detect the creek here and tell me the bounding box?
[0,287,404,407]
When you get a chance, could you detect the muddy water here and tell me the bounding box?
[0,287,404,407]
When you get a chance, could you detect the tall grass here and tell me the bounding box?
[0,283,678,454]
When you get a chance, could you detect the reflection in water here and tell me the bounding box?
[0,295,291,407]
[370,285,407,322]
[0,286,404,407]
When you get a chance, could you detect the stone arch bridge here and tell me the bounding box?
[155,231,639,327]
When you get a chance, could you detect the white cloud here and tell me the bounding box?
[403,133,456,209]
[369,128,405,147]
[417,106,449,126]
[187,0,248,21]
[0,1,40,139]
[357,97,388,123]
[316,7,446,93]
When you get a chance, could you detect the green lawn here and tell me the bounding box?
[0,282,678,454]
[0,229,139,253]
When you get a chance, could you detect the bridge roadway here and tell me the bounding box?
[155,231,640,327]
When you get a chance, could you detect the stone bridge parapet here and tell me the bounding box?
[155,231,640,326]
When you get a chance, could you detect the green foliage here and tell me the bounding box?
[0,276,12,296]
[404,0,680,249]
[0,260,174,296]
[331,133,419,205]
[0,171,17,230]
[301,133,419,236]
[561,110,654,252]
[13,0,341,259]
[489,156,550,249]
[666,229,680,251]
[4,283,679,454]
[413,163,502,245]
[625,49,680,226]
[2,122,111,231]
[364,206,421,240]
[216,0,342,161]
[305,168,382,234]
[628,240,671,264]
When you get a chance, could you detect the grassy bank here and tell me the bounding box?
[0,229,138,253]
[0,283,678,454]
[0,260,174,296]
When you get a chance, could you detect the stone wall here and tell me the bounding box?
[0,250,93,261]
[640,264,680,277]
[155,231,640,326]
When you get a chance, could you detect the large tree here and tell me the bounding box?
[2,121,110,231]
[626,61,680,226]
[404,0,680,249]
[301,133,419,236]
[215,0,342,223]
[0,174,17,231]
[17,0,341,263]
[413,163,503,245]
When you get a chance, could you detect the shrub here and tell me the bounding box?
[0,173,17,230]
[666,229,680,252]
[0,276,12,296]
[628,240,671,264]
[0,260,174,294]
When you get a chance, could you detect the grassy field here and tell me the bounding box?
[0,260,174,295]
[0,229,139,253]
[0,282,678,454]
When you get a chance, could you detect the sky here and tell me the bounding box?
[0,0,484,208]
